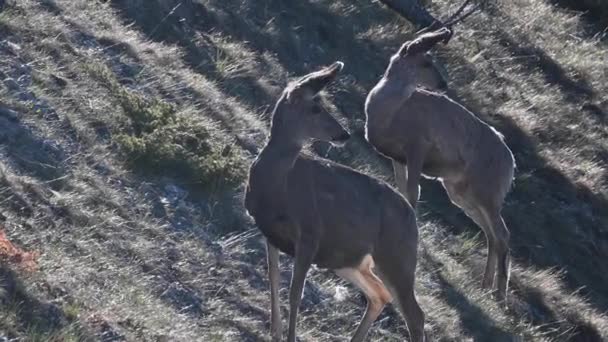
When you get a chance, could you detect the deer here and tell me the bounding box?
[245,62,426,342]
[364,24,516,301]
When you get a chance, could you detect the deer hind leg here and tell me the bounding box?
[443,181,498,290]
[375,255,425,342]
[266,240,283,341]
[373,220,425,342]
[479,207,511,301]
[336,255,393,342]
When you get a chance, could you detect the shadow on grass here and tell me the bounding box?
[423,250,514,341]
[549,0,608,32]
[0,108,66,185]
[510,279,604,342]
[218,317,266,342]
[495,31,595,103]
[0,264,93,340]
[489,5,607,123]
[36,0,63,15]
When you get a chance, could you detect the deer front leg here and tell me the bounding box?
[266,240,282,341]
[404,150,424,209]
[392,160,408,197]
[287,239,316,342]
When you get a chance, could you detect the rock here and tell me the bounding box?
[160,282,204,315]
[17,74,30,87]
[98,321,126,342]
[151,199,167,218]
[16,63,31,74]
[0,41,21,55]
[0,106,19,121]
[164,184,188,204]
[155,335,170,342]
[42,139,66,160]
[3,77,19,91]
[17,90,35,102]
[301,281,325,308]
[170,204,193,231]
[51,74,68,87]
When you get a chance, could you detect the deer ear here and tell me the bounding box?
[404,27,452,56]
[293,61,344,95]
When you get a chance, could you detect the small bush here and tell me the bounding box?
[115,116,245,189]
[86,61,246,189]
[117,91,175,136]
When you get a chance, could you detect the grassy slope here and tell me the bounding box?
[1,0,607,341]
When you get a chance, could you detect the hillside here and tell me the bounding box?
[1,0,607,341]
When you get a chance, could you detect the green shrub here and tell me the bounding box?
[117,92,175,136]
[86,61,246,189]
[114,116,245,188]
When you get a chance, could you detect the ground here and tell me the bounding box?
[0,0,607,341]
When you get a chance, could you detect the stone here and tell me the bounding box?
[0,106,19,121]
[3,77,19,91]
[51,74,68,87]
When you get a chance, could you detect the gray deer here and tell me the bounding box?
[245,62,425,342]
[365,27,515,300]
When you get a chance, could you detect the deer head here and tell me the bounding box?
[380,27,452,92]
[271,62,350,146]
[384,0,488,91]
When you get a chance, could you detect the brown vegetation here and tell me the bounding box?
[0,228,38,272]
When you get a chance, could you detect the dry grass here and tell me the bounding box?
[1,0,607,340]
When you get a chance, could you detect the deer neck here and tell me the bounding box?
[250,133,302,204]
[365,77,415,135]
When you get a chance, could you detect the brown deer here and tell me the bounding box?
[245,62,425,341]
[364,27,515,300]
